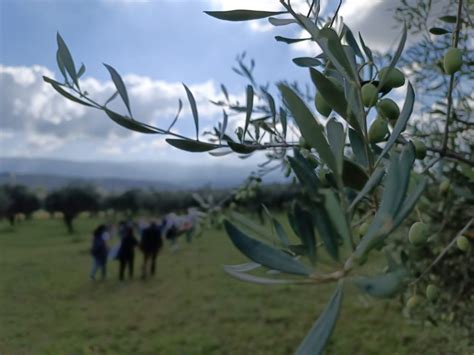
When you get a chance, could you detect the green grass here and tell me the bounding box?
[0,217,468,354]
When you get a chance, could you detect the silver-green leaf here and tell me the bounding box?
[104,63,132,117]
[296,281,344,355]
[205,10,287,21]
[224,220,311,276]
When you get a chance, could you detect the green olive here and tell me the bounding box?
[284,164,292,178]
[412,139,427,160]
[439,179,450,195]
[409,221,429,246]
[406,295,420,309]
[361,83,378,107]
[456,235,471,252]
[315,92,332,117]
[426,284,439,302]
[368,117,389,143]
[358,222,370,238]
[443,48,463,75]
[378,67,406,89]
[377,98,400,121]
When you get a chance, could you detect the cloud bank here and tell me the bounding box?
[0,64,250,164]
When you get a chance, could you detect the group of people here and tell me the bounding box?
[89,209,203,281]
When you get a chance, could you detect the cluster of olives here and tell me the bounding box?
[362,67,403,145]
[407,220,470,252]
[405,219,471,309]
[406,283,441,310]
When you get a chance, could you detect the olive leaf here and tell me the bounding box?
[205,10,287,21]
[296,281,344,355]
[104,63,132,117]
[166,139,218,152]
[224,220,312,276]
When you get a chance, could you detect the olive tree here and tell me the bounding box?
[0,185,40,225]
[45,185,100,233]
[43,0,472,352]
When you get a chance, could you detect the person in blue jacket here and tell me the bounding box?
[90,224,109,280]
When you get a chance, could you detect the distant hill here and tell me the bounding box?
[0,157,284,191]
[0,172,178,192]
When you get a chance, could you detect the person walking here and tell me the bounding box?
[117,226,138,281]
[140,220,163,278]
[90,224,109,281]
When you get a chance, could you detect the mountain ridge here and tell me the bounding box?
[0,157,283,191]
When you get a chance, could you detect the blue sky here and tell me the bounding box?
[0,0,403,167]
[1,0,307,86]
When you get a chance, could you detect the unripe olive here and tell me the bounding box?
[409,222,429,246]
[284,164,292,177]
[377,98,400,121]
[358,222,370,238]
[361,83,378,107]
[368,117,389,143]
[439,179,450,195]
[443,48,462,75]
[315,92,332,117]
[456,235,471,252]
[378,67,406,89]
[412,139,427,160]
[426,284,439,302]
[406,295,420,309]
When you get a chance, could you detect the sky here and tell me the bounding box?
[0,0,406,168]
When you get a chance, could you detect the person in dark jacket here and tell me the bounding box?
[141,220,163,278]
[90,224,109,280]
[117,226,138,281]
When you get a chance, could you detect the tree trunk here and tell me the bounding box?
[64,215,74,234]
[8,214,15,226]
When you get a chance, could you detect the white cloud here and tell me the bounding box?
[208,0,325,33]
[339,0,401,52]
[0,64,247,164]
[207,0,403,55]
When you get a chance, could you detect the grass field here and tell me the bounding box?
[0,217,469,355]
